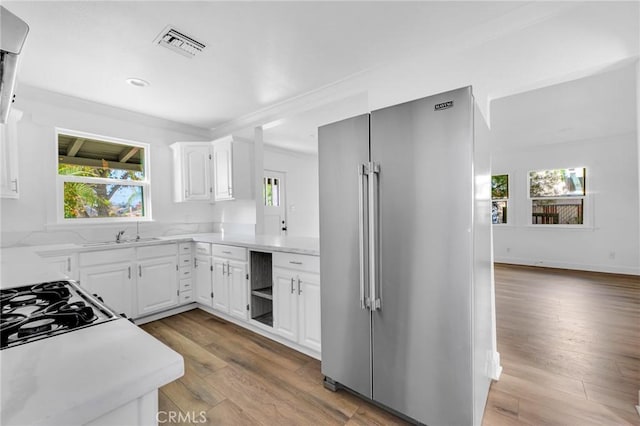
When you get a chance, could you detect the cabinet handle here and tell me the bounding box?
[289,261,303,265]
[222,263,227,276]
[227,261,231,275]
[185,189,188,199]
[128,266,131,279]
[290,278,295,294]
[298,278,302,295]
[67,257,71,272]
[11,179,18,193]
[138,265,142,277]
[194,257,198,268]
[222,251,232,254]
[177,289,179,296]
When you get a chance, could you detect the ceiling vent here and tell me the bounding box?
[154,26,205,58]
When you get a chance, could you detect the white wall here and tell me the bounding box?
[490,66,639,275]
[0,86,216,246]
[263,146,319,238]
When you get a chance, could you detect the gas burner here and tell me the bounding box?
[0,280,117,350]
[9,294,38,307]
[32,281,71,299]
[17,318,57,338]
[0,289,19,304]
[0,313,26,328]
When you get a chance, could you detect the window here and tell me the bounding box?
[528,168,585,225]
[263,176,280,207]
[56,130,151,222]
[491,174,509,224]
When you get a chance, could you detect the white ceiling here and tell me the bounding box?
[3,1,639,153]
[491,63,638,150]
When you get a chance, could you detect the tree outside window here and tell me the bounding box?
[57,130,150,222]
[491,174,509,224]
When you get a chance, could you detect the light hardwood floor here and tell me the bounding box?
[142,264,639,425]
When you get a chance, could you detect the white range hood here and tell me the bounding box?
[0,6,29,124]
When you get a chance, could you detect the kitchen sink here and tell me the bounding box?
[82,237,162,247]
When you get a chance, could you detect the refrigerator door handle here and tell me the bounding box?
[369,161,381,311]
[358,163,369,310]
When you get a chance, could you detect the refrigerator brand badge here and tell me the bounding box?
[434,101,454,111]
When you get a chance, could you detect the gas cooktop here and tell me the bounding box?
[0,280,119,350]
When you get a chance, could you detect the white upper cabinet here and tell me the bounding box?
[212,137,233,201]
[212,135,254,202]
[171,136,253,203]
[170,142,212,202]
[0,109,22,199]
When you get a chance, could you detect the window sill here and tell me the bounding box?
[524,224,593,230]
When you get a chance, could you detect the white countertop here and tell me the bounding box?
[25,232,320,258]
[0,249,184,425]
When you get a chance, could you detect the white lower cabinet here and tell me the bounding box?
[78,244,179,319]
[228,260,249,320]
[136,255,179,316]
[194,243,213,306]
[42,254,78,280]
[80,261,134,318]
[211,245,249,320]
[272,252,321,353]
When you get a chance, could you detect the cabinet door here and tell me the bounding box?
[194,255,213,306]
[80,262,134,318]
[0,109,21,199]
[297,272,321,352]
[137,256,178,316]
[228,260,248,321]
[212,258,229,313]
[185,145,212,201]
[273,268,297,341]
[43,255,78,280]
[213,139,233,201]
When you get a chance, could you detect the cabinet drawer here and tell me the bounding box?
[273,252,320,273]
[137,243,177,260]
[179,289,194,304]
[178,242,192,255]
[179,255,192,268]
[79,248,135,266]
[178,267,192,279]
[195,243,211,256]
[212,244,246,261]
[179,278,192,292]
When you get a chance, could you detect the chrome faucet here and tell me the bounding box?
[116,230,125,243]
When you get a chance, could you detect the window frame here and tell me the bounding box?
[491,173,510,225]
[527,167,587,228]
[55,128,152,224]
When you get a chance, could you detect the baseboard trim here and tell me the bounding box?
[490,351,503,381]
[493,257,640,276]
[133,303,198,325]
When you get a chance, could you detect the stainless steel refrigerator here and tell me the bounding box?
[319,86,494,425]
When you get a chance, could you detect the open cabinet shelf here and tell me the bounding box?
[250,251,273,327]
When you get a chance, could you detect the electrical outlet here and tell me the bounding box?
[506,247,511,253]
[609,251,616,260]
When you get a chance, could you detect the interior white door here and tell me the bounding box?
[263,170,287,236]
